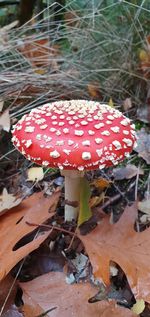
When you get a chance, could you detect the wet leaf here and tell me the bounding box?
[20,272,137,317]
[27,167,44,182]
[78,177,92,226]
[79,202,150,302]
[0,191,60,280]
[135,129,150,164]
[113,164,144,180]
[0,188,22,216]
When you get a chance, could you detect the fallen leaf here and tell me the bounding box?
[0,20,18,33]
[0,109,11,132]
[113,164,144,180]
[138,199,150,215]
[139,42,150,79]
[79,202,150,302]
[20,272,137,317]
[135,129,150,164]
[0,275,17,314]
[123,98,132,112]
[137,105,150,123]
[140,214,150,224]
[0,191,60,280]
[17,38,59,70]
[0,188,22,216]
[139,49,149,63]
[87,81,102,99]
[91,178,110,191]
[2,305,23,317]
[89,193,105,208]
[27,167,44,182]
[0,99,4,111]
[34,68,46,75]
[71,253,88,279]
[64,10,79,27]
[131,299,145,315]
[108,98,114,108]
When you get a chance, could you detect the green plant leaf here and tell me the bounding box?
[78,177,92,226]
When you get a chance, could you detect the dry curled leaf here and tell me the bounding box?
[113,164,144,180]
[0,188,22,216]
[79,202,150,302]
[20,272,137,317]
[0,191,60,280]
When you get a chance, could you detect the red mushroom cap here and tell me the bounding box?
[11,100,137,171]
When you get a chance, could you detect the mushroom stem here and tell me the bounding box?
[61,170,84,221]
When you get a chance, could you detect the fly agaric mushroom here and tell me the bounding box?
[11,100,136,221]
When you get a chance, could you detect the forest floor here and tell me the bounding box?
[0,1,150,316]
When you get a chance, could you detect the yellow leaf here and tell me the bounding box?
[87,81,102,99]
[131,299,145,315]
[89,193,105,208]
[91,178,110,191]
[108,98,114,108]
[34,68,46,75]
[27,167,44,182]
[78,177,92,226]
[139,49,149,62]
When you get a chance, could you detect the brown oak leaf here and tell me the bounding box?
[79,202,150,302]
[20,272,137,317]
[0,191,60,281]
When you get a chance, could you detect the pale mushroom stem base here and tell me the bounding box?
[61,170,84,221]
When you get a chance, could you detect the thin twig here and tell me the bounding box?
[26,221,76,237]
